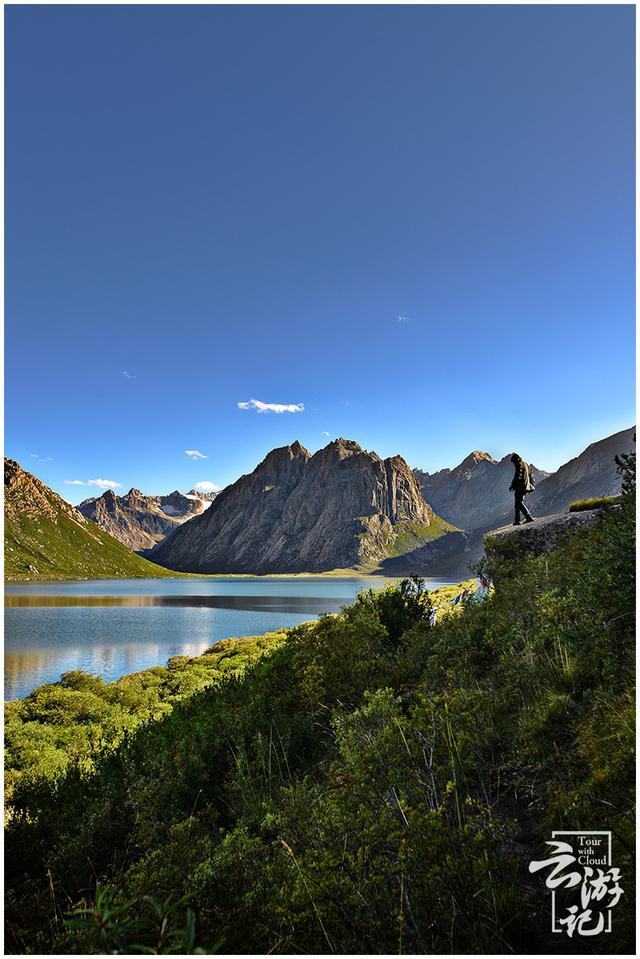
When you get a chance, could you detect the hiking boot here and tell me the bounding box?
[512,521,521,526]
[524,517,535,524]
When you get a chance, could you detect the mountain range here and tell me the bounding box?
[4,426,634,579]
[77,487,217,553]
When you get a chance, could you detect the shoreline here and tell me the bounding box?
[4,568,418,585]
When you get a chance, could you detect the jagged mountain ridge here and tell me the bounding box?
[77,487,217,552]
[152,438,455,574]
[4,459,174,580]
[414,453,551,532]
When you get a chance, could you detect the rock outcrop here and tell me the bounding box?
[152,438,452,574]
[78,487,216,552]
[484,510,603,560]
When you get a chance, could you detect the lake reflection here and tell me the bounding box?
[5,576,453,699]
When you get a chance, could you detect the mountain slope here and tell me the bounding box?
[152,439,456,574]
[414,452,550,531]
[78,488,216,552]
[4,459,177,580]
[528,426,635,517]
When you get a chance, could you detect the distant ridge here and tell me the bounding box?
[78,487,217,552]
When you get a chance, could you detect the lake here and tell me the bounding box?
[5,576,453,699]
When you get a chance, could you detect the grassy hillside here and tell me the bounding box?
[5,508,179,579]
[384,513,458,557]
[5,458,177,579]
[5,455,635,953]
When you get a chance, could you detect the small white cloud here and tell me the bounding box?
[322,431,330,437]
[237,398,304,414]
[122,371,135,379]
[64,480,86,486]
[185,449,208,460]
[30,453,39,458]
[88,478,122,490]
[195,481,221,492]
[396,315,413,324]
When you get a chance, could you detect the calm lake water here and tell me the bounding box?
[5,576,453,699]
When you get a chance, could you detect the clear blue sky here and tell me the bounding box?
[5,5,635,502]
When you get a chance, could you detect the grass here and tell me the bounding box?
[568,495,623,512]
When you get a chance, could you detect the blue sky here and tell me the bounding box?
[5,5,635,503]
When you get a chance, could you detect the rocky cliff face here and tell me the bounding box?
[414,452,550,532]
[152,438,447,573]
[78,488,215,552]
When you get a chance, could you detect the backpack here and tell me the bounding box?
[524,462,536,494]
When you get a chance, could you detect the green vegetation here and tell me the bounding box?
[5,508,178,580]
[5,454,635,954]
[569,494,623,512]
[385,514,458,557]
[5,632,287,804]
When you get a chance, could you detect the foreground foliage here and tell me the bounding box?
[5,458,635,954]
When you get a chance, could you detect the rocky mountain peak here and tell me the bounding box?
[4,458,86,527]
[186,488,218,502]
[262,441,311,467]
[329,437,364,454]
[454,451,498,474]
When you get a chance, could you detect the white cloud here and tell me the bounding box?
[185,449,208,460]
[396,315,412,324]
[122,370,135,379]
[237,398,304,414]
[322,431,330,437]
[64,480,86,486]
[195,481,221,492]
[88,478,122,489]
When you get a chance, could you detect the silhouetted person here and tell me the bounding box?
[509,453,535,525]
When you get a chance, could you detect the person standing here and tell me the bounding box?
[509,453,535,525]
